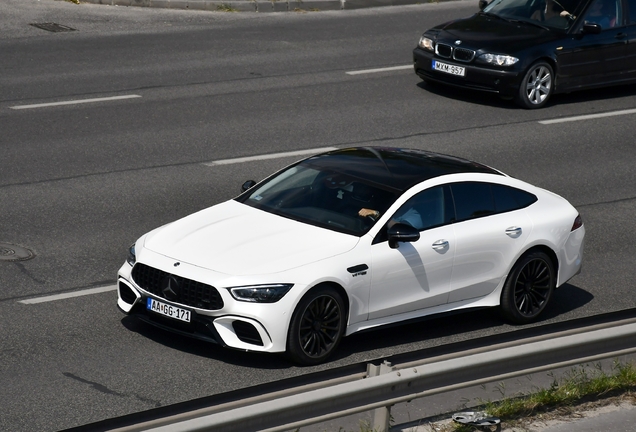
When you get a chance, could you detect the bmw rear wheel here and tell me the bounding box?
[287,285,345,365]
[501,251,555,324]
[515,61,554,109]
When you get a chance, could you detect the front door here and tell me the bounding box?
[367,186,455,320]
[558,0,627,88]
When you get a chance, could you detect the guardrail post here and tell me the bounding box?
[368,361,394,432]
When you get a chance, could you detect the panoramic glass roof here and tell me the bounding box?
[303,147,502,192]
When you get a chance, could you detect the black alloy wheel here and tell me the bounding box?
[287,285,345,365]
[515,61,554,109]
[501,251,555,324]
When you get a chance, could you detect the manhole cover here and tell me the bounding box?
[0,243,35,262]
[30,23,77,33]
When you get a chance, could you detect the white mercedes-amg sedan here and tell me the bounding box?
[117,147,585,365]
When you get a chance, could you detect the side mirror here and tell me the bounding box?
[241,180,257,192]
[388,223,420,249]
[581,22,602,34]
[478,0,489,10]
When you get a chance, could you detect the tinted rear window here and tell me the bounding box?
[451,182,537,222]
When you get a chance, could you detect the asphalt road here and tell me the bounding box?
[1,1,635,431]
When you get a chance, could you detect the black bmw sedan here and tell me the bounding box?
[413,0,636,108]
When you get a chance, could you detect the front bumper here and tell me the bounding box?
[413,47,522,96]
[117,260,294,353]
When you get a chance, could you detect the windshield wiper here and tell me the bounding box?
[478,11,512,22]
[508,18,550,31]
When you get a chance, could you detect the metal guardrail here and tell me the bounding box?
[110,317,636,432]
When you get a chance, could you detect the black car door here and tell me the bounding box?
[626,0,636,79]
[557,0,627,89]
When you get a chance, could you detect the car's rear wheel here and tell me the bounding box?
[501,251,555,324]
[287,285,345,365]
[515,61,554,109]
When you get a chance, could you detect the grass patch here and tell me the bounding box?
[451,360,636,431]
[216,3,238,12]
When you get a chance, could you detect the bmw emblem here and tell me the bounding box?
[455,40,462,45]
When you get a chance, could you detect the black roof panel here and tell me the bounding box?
[303,147,502,192]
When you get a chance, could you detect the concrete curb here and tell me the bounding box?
[74,0,431,12]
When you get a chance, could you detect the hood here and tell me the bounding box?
[433,13,560,53]
[143,200,359,276]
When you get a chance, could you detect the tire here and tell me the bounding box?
[515,61,554,109]
[501,251,555,324]
[287,285,346,365]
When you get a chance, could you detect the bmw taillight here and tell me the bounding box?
[571,214,583,231]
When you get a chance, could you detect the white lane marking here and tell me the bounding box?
[346,65,412,75]
[19,285,117,304]
[9,95,142,110]
[203,147,339,166]
[539,108,636,124]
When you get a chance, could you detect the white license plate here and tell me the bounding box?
[146,298,191,323]
[433,60,465,77]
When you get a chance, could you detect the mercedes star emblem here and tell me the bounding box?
[161,275,180,301]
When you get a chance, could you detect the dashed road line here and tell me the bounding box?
[539,108,636,124]
[19,285,117,304]
[346,65,412,75]
[10,95,142,110]
[202,147,339,166]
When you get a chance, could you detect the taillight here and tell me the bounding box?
[571,214,583,231]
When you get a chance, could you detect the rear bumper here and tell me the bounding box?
[557,224,585,287]
[413,48,522,96]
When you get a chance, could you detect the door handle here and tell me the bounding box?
[432,239,449,250]
[505,227,522,238]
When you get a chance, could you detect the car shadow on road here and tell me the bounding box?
[550,83,636,106]
[417,81,517,109]
[337,283,594,362]
[119,283,593,368]
[417,80,636,110]
[119,316,291,369]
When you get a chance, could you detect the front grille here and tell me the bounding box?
[436,43,453,58]
[454,47,476,62]
[435,43,475,63]
[131,263,224,310]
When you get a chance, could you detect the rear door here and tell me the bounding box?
[447,182,535,303]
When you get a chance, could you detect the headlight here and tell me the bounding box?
[127,243,136,266]
[418,36,434,51]
[229,284,294,303]
[479,53,519,66]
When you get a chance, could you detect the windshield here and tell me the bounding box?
[483,0,587,30]
[236,163,399,236]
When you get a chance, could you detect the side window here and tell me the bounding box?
[583,0,622,28]
[629,0,636,23]
[391,186,450,231]
[450,182,496,222]
[492,184,538,212]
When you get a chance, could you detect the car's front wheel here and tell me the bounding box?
[501,251,555,324]
[287,285,346,365]
[515,61,554,109]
